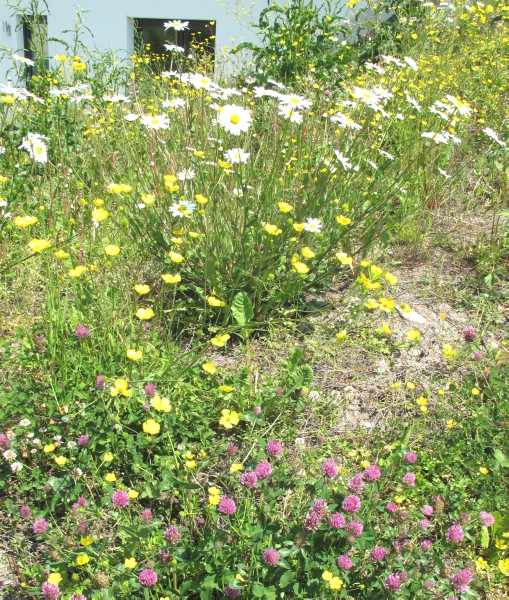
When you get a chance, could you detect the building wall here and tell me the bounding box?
[0,0,371,82]
[0,0,276,80]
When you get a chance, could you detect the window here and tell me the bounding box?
[22,14,48,77]
[133,18,216,70]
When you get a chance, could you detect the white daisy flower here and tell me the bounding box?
[482,127,506,147]
[224,148,250,164]
[162,98,186,109]
[279,94,312,111]
[330,112,362,130]
[164,44,185,54]
[217,104,252,135]
[177,168,195,181]
[169,201,196,217]
[334,150,352,171]
[278,106,303,123]
[19,133,48,164]
[404,56,418,70]
[164,20,189,31]
[303,218,322,233]
[140,115,170,130]
[12,53,34,66]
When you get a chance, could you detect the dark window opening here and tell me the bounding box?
[133,18,216,70]
[23,14,48,78]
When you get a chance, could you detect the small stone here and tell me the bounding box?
[396,305,426,324]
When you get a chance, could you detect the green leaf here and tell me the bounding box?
[279,571,294,587]
[494,449,509,468]
[231,292,253,327]
[252,583,265,598]
[481,526,489,549]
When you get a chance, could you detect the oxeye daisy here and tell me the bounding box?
[217,104,252,135]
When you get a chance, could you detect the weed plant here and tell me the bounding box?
[0,0,507,598]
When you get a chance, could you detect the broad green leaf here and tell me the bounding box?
[231,292,253,326]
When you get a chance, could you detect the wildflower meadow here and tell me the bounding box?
[0,0,508,598]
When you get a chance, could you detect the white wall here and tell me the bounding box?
[0,0,274,81]
[0,0,380,82]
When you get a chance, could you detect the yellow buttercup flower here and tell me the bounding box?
[76,553,90,565]
[335,330,348,342]
[80,536,93,546]
[292,260,309,274]
[72,61,86,71]
[278,201,293,213]
[479,466,489,475]
[379,297,395,312]
[336,252,353,266]
[209,492,220,505]
[126,349,142,361]
[322,571,333,581]
[195,194,208,204]
[92,208,109,222]
[151,395,171,412]
[104,473,116,482]
[385,272,398,285]
[161,273,181,284]
[442,344,456,359]
[329,576,343,590]
[136,307,155,320]
[104,244,120,256]
[47,573,62,585]
[365,299,380,310]
[301,247,315,259]
[336,214,352,226]
[43,444,55,453]
[55,456,67,466]
[475,557,489,570]
[103,452,114,462]
[407,329,421,341]
[28,238,52,253]
[143,419,161,435]
[110,378,131,397]
[219,409,240,429]
[169,251,184,263]
[128,489,139,499]
[134,284,150,295]
[498,558,509,576]
[202,362,217,375]
[54,249,69,259]
[264,223,282,236]
[230,463,243,473]
[124,557,137,569]
[218,385,234,393]
[207,296,223,307]
[14,215,38,227]
[210,334,230,347]
[141,193,155,206]
[69,265,88,277]
[446,419,458,429]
